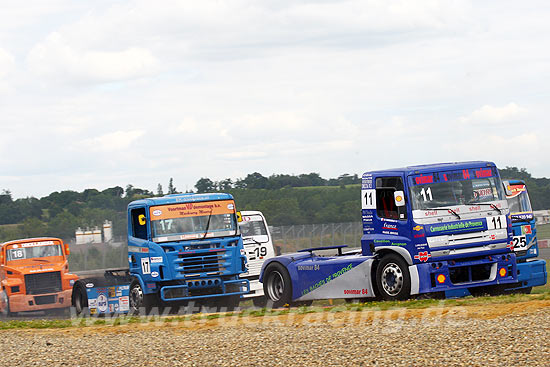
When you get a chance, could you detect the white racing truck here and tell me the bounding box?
[238,211,276,307]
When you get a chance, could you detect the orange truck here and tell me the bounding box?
[0,237,78,315]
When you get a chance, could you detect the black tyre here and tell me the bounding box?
[72,283,88,316]
[263,262,293,308]
[129,279,160,315]
[375,254,411,301]
[0,291,15,317]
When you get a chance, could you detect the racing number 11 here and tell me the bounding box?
[362,189,376,209]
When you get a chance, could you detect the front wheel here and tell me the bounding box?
[129,279,160,315]
[263,262,293,308]
[375,254,411,301]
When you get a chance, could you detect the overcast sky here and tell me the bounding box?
[1,0,548,199]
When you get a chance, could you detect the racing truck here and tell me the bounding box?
[71,193,249,315]
[501,179,547,293]
[0,237,78,316]
[238,211,276,307]
[260,161,519,306]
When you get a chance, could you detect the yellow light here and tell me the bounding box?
[437,274,446,284]
[499,268,507,277]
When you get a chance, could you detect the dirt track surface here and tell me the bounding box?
[2,300,550,366]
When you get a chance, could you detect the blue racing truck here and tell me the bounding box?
[71,193,249,315]
[501,180,547,293]
[260,161,519,306]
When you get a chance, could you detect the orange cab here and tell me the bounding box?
[0,237,78,314]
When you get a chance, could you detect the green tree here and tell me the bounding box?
[195,178,215,193]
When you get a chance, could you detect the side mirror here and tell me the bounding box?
[64,242,70,256]
[394,191,405,207]
[236,211,242,222]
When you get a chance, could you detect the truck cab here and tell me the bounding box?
[0,237,78,315]
[362,161,518,299]
[238,211,275,306]
[127,193,249,313]
[502,180,547,292]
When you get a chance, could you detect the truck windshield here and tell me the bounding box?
[506,185,532,214]
[409,169,504,210]
[239,215,268,238]
[6,242,63,261]
[150,199,238,241]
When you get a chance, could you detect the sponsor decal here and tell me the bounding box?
[522,225,532,235]
[301,263,354,296]
[414,175,434,185]
[88,299,97,308]
[298,265,320,271]
[86,283,94,288]
[128,246,149,253]
[149,200,235,221]
[424,210,438,217]
[146,283,156,288]
[119,296,130,311]
[97,294,108,313]
[391,242,407,247]
[475,168,493,178]
[414,251,431,262]
[382,223,398,231]
[344,289,368,295]
[108,287,116,297]
[12,244,18,249]
[413,225,423,231]
[150,256,163,263]
[414,233,425,238]
[151,271,159,278]
[21,241,56,247]
[426,220,484,234]
[152,209,162,216]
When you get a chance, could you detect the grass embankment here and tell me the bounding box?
[2,290,550,331]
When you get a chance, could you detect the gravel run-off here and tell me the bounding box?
[2,299,550,367]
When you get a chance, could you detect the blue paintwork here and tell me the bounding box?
[261,161,521,302]
[505,179,547,291]
[127,193,249,302]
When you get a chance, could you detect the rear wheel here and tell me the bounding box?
[72,283,88,316]
[376,254,411,301]
[263,262,292,308]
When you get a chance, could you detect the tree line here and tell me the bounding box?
[0,168,548,243]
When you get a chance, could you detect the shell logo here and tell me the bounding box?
[413,225,423,231]
[395,195,403,202]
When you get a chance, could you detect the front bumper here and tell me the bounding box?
[159,278,250,302]
[415,254,517,294]
[8,289,72,312]
[241,278,264,298]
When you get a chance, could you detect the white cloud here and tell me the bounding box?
[459,103,528,125]
[80,130,145,152]
[27,32,159,84]
[0,48,15,78]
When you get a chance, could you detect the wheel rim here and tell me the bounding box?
[266,271,285,301]
[381,262,403,296]
[130,284,143,311]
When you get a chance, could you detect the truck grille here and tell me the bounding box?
[24,272,62,295]
[178,251,225,276]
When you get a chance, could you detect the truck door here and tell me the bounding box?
[374,176,411,245]
[128,207,149,272]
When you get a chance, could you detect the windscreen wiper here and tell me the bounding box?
[446,208,461,220]
[202,210,213,239]
[467,202,502,214]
